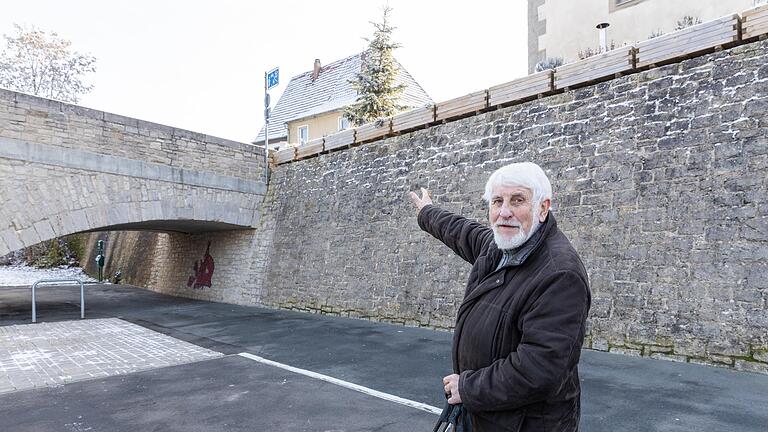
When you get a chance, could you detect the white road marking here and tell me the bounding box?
[237,352,442,415]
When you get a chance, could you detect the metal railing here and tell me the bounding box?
[31,278,85,323]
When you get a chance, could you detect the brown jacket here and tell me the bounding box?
[418,205,591,431]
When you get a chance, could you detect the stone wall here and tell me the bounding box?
[25,39,767,373]
[81,229,265,305]
[261,39,768,372]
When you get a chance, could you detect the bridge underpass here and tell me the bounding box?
[0,88,269,305]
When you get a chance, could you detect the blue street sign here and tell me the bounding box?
[267,67,279,90]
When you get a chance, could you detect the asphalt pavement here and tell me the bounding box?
[1,283,766,431]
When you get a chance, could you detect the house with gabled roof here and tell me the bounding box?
[253,52,432,149]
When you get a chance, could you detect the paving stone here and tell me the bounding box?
[0,318,223,395]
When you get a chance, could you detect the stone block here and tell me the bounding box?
[649,353,687,363]
[734,360,768,374]
[0,229,24,252]
[591,338,610,351]
[753,350,768,363]
[18,227,41,247]
[707,339,750,357]
[674,339,708,358]
[609,347,642,357]
[33,220,55,243]
[708,354,735,365]
[646,345,674,354]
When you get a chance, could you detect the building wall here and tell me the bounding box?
[286,110,348,144]
[528,0,547,73]
[529,0,756,71]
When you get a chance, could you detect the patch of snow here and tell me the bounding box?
[0,265,98,286]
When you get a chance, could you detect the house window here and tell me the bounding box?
[610,0,646,12]
[297,125,309,144]
[338,116,350,131]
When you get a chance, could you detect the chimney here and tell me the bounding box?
[311,59,321,81]
[596,22,610,52]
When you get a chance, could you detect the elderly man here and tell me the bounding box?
[410,162,591,431]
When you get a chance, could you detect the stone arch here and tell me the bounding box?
[0,154,260,256]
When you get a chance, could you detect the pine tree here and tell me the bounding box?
[345,6,406,126]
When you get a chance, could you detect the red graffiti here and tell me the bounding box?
[187,241,215,289]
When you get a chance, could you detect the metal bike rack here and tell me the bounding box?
[31,278,85,323]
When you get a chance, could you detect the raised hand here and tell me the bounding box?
[408,187,433,212]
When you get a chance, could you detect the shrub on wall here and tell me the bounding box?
[535,57,564,72]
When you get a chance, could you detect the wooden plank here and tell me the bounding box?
[644,15,738,41]
[645,31,738,58]
[324,129,355,151]
[435,90,488,121]
[567,58,632,75]
[489,79,550,99]
[554,49,633,89]
[553,48,633,89]
[555,47,633,75]
[637,25,737,57]
[744,14,768,28]
[273,147,296,165]
[636,21,737,56]
[391,106,435,133]
[556,63,630,89]
[488,71,552,106]
[637,30,738,67]
[744,22,768,39]
[636,17,739,67]
[553,57,629,79]
[641,14,739,42]
[296,139,324,159]
[742,4,768,19]
[355,119,392,143]
[636,16,737,51]
[744,8,768,23]
[743,5,768,38]
[436,90,486,110]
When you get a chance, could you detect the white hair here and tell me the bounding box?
[483,162,552,204]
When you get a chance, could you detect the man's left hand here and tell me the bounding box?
[443,374,462,404]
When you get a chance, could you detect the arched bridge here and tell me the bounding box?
[0,89,267,256]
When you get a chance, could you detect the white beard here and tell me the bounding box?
[492,210,541,250]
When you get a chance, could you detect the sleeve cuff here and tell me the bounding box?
[458,369,477,410]
[416,204,434,230]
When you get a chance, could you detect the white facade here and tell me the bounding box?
[529,0,761,72]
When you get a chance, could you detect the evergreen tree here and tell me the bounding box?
[345,6,406,126]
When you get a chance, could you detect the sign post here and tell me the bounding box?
[264,67,279,184]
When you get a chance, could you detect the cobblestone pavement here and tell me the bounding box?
[0,318,223,394]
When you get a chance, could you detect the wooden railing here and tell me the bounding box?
[272,5,768,165]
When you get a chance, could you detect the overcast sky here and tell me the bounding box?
[1,1,528,143]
